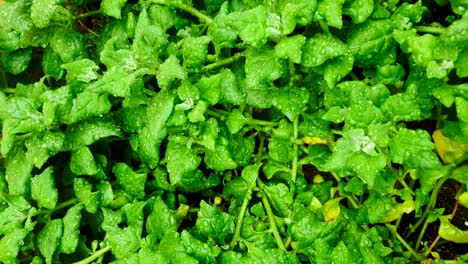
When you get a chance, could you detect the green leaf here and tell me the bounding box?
[208,2,238,51]
[157,55,187,89]
[31,167,58,210]
[381,93,428,122]
[372,64,406,86]
[302,33,348,68]
[196,118,219,151]
[166,139,201,185]
[181,230,221,263]
[113,163,147,199]
[272,86,309,121]
[146,196,178,240]
[1,97,45,155]
[456,97,468,122]
[74,178,101,213]
[455,50,468,78]
[25,131,64,169]
[132,8,168,68]
[182,36,211,70]
[345,100,383,129]
[62,118,122,151]
[5,146,34,195]
[440,16,468,49]
[343,0,374,24]
[225,6,268,47]
[323,53,354,88]
[38,219,63,264]
[389,128,441,169]
[70,146,99,176]
[194,201,235,244]
[263,183,294,217]
[315,0,346,29]
[347,19,395,67]
[42,47,64,79]
[61,59,99,83]
[324,129,386,186]
[275,35,307,64]
[102,0,127,19]
[205,139,238,171]
[227,109,248,134]
[269,136,294,163]
[59,204,83,254]
[132,91,175,168]
[31,0,59,28]
[108,227,140,259]
[241,163,261,190]
[0,229,30,263]
[438,215,468,243]
[50,28,85,63]
[245,48,287,88]
[228,133,256,167]
[1,48,32,74]
[279,0,317,35]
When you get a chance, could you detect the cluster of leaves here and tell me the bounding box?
[1,0,468,263]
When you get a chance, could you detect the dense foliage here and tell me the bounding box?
[1,0,468,263]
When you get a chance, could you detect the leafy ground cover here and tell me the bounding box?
[1,0,468,263]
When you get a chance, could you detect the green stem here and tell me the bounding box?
[260,190,286,251]
[204,52,244,72]
[256,132,265,162]
[34,198,79,216]
[435,101,443,130]
[414,26,445,35]
[247,119,279,127]
[72,244,112,264]
[415,215,431,251]
[345,195,360,209]
[386,224,423,261]
[406,175,449,239]
[74,10,101,20]
[291,118,299,183]
[0,88,15,93]
[331,129,343,136]
[319,22,329,34]
[397,177,415,196]
[0,72,8,89]
[147,0,213,24]
[230,191,252,248]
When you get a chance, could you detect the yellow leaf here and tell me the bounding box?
[302,136,333,145]
[430,251,440,259]
[322,198,343,222]
[432,129,468,164]
[458,191,468,207]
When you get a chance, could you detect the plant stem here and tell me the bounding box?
[34,198,79,216]
[260,190,286,251]
[414,26,445,35]
[284,236,292,250]
[345,195,360,209]
[256,132,265,162]
[415,215,431,251]
[204,52,244,72]
[247,118,279,127]
[291,118,299,183]
[406,175,449,239]
[386,224,423,261]
[0,88,15,93]
[1,72,8,88]
[230,191,252,248]
[72,244,112,264]
[147,0,213,24]
[74,9,101,20]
